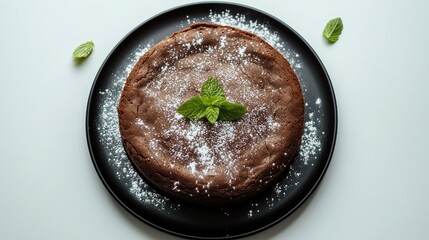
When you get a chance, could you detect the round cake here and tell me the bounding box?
[117,23,304,205]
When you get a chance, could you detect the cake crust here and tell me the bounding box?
[118,23,304,205]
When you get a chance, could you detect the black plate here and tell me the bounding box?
[86,2,337,239]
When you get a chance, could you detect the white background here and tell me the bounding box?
[1,0,429,239]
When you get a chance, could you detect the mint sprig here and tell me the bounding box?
[176,77,248,124]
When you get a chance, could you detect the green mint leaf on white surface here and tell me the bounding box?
[323,17,343,43]
[176,77,248,124]
[72,41,94,60]
[176,96,207,119]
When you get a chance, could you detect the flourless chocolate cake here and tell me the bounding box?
[117,23,304,205]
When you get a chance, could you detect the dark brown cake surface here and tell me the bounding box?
[117,23,304,204]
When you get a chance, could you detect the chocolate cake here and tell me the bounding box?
[117,23,304,205]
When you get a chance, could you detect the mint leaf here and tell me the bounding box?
[201,76,225,97]
[200,95,226,107]
[73,41,94,60]
[218,102,248,121]
[177,77,248,124]
[176,96,206,119]
[323,17,343,43]
[204,106,220,124]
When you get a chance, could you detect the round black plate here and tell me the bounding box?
[86,2,337,239]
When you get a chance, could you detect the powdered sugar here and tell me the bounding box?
[300,103,322,165]
[97,43,180,211]
[158,106,281,180]
[134,23,288,182]
[95,9,326,215]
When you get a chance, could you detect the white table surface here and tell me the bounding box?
[1,0,429,239]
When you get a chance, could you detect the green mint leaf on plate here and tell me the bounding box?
[323,17,343,43]
[73,41,94,60]
[201,76,225,97]
[204,106,220,124]
[176,76,248,124]
[176,96,206,119]
[218,102,248,121]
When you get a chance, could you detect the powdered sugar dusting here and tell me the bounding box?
[97,43,180,211]
[135,22,288,185]
[208,10,302,70]
[95,9,325,215]
[300,104,322,165]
